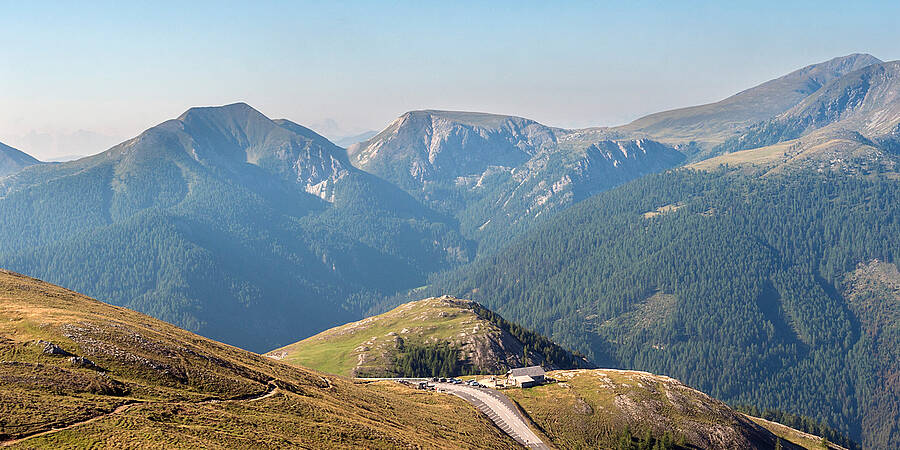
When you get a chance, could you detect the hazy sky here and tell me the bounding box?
[2,1,899,159]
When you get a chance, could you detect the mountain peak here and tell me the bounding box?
[400,109,532,129]
[176,102,267,124]
[620,53,885,146]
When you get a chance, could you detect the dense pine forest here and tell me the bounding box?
[421,168,900,448]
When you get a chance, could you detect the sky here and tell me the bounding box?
[2,1,899,160]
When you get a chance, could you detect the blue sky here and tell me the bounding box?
[2,1,899,158]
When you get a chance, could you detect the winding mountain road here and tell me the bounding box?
[358,378,551,448]
[435,382,551,449]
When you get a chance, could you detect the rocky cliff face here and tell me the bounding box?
[348,110,685,248]
[348,110,558,189]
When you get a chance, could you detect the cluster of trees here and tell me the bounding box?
[616,428,683,450]
[733,404,858,449]
[422,168,900,448]
[393,341,472,378]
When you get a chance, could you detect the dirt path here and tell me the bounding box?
[2,382,281,447]
[1,402,139,447]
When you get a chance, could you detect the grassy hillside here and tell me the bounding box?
[507,369,841,450]
[0,270,517,448]
[269,296,590,377]
[690,129,899,177]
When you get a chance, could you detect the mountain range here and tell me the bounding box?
[0,103,471,352]
[1,52,899,447]
[348,110,685,250]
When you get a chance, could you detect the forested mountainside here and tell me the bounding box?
[420,168,900,448]
[0,141,42,177]
[348,109,685,251]
[0,270,518,448]
[268,296,590,377]
[0,103,471,352]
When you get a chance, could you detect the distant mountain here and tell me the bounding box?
[717,60,900,156]
[349,110,685,250]
[3,129,123,163]
[348,110,558,189]
[45,154,87,162]
[0,269,518,448]
[333,130,377,148]
[0,141,42,177]
[614,53,882,150]
[268,296,591,377]
[308,118,376,148]
[0,103,470,352]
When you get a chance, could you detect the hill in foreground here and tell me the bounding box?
[0,270,517,448]
[507,369,843,450]
[268,296,591,377]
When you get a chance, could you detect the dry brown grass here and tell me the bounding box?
[0,270,517,449]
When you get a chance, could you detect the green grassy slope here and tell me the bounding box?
[0,270,517,449]
[269,296,590,377]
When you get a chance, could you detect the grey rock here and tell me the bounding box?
[38,340,73,357]
[69,356,102,371]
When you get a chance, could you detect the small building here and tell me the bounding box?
[506,366,545,387]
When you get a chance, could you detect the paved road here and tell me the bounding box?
[433,382,551,450]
